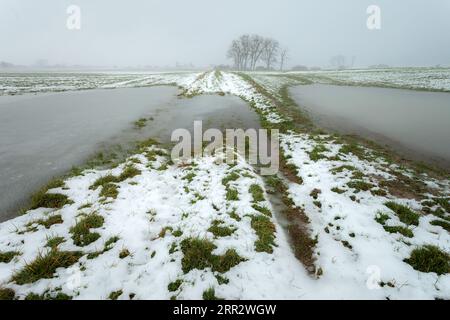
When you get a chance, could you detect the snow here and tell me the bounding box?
[288,67,450,92]
[0,70,449,300]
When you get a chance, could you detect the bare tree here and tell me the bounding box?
[227,40,242,70]
[279,48,288,71]
[330,55,347,69]
[227,34,284,71]
[261,38,279,70]
[239,34,251,70]
[248,35,265,71]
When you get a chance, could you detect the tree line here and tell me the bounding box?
[227,34,288,71]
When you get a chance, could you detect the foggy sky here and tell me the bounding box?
[1,0,449,68]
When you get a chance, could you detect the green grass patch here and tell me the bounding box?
[12,249,82,285]
[249,184,265,202]
[30,192,73,210]
[430,220,450,232]
[251,215,276,254]
[208,220,236,237]
[183,172,196,183]
[308,144,329,161]
[203,287,222,300]
[226,188,239,201]
[331,165,357,174]
[99,183,119,199]
[119,249,130,259]
[70,213,104,247]
[0,251,20,263]
[108,290,123,300]
[30,214,63,229]
[134,118,147,129]
[404,245,449,275]
[383,226,414,238]
[339,143,365,158]
[168,279,183,292]
[229,210,241,221]
[0,288,15,300]
[331,187,346,194]
[45,236,66,249]
[222,172,240,186]
[252,204,272,217]
[90,175,117,190]
[375,211,390,225]
[25,291,71,300]
[118,166,141,181]
[346,180,373,192]
[385,202,420,226]
[87,236,120,259]
[180,238,245,274]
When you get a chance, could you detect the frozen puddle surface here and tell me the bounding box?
[0,87,259,221]
[290,84,450,167]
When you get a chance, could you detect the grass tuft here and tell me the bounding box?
[12,249,82,285]
[249,184,265,202]
[383,225,413,238]
[108,290,123,300]
[0,288,15,300]
[70,213,104,247]
[251,215,276,253]
[0,251,20,263]
[180,238,244,274]
[404,245,449,275]
[203,287,221,300]
[168,279,183,292]
[430,219,450,232]
[30,192,73,210]
[208,220,236,237]
[385,202,420,226]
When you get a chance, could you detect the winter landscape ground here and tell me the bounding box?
[0,69,449,300]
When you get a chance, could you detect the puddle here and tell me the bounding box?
[0,88,260,221]
[290,84,450,168]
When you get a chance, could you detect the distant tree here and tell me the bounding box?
[330,55,347,69]
[279,48,288,71]
[248,35,265,71]
[291,65,308,71]
[261,38,279,70]
[227,34,286,71]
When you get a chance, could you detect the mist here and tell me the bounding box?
[1,0,449,68]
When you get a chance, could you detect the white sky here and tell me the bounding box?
[1,0,449,68]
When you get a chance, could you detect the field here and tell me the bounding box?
[290,67,450,92]
[0,70,449,300]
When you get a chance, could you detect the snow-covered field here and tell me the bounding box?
[0,70,449,300]
[0,72,200,96]
[288,68,450,92]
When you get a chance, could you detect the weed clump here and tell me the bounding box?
[404,245,449,275]
[430,220,450,232]
[12,249,82,285]
[0,288,15,300]
[0,251,20,263]
[108,290,123,300]
[30,192,73,210]
[385,202,420,226]
[383,226,413,238]
[70,213,104,247]
[226,188,239,201]
[168,279,183,292]
[203,287,221,300]
[251,215,276,253]
[249,184,265,202]
[208,220,236,237]
[180,238,244,274]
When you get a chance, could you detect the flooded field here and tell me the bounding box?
[0,87,259,221]
[290,84,450,168]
